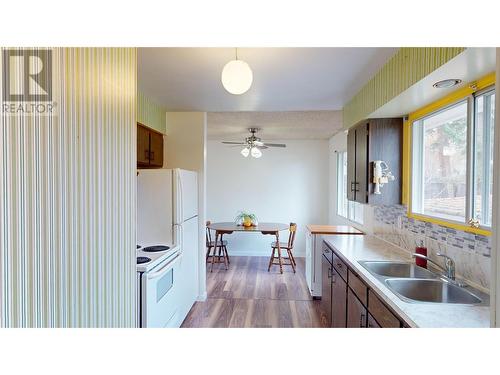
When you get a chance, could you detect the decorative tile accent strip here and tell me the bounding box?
[372,204,491,291]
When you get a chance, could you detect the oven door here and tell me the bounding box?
[141,252,182,328]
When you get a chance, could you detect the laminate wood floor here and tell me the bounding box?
[181,256,329,328]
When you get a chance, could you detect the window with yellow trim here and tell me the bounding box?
[410,86,495,230]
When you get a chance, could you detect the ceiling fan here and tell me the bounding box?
[222,128,286,158]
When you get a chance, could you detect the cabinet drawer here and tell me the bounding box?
[331,251,347,281]
[322,243,333,265]
[368,290,400,328]
[348,269,367,306]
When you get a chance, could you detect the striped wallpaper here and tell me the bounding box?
[0,48,137,327]
[137,91,166,134]
[343,47,465,128]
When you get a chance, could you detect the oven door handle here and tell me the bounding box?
[147,252,182,280]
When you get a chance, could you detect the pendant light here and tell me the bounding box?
[221,48,253,95]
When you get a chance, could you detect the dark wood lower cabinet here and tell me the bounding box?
[367,313,381,328]
[320,255,332,327]
[347,288,367,328]
[331,267,346,328]
[321,241,407,328]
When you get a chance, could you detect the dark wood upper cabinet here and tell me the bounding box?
[149,131,164,168]
[346,118,403,205]
[346,129,356,202]
[137,123,164,169]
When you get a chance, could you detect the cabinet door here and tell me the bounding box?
[346,288,367,328]
[355,122,369,203]
[320,255,332,327]
[137,124,150,166]
[367,118,403,205]
[149,131,164,168]
[331,267,347,328]
[367,314,381,328]
[346,128,356,202]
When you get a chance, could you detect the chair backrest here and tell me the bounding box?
[206,221,212,246]
[287,222,297,249]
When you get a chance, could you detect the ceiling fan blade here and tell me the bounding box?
[253,140,264,146]
[256,146,268,149]
[222,141,246,145]
[263,143,286,148]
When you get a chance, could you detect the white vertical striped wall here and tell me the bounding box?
[0,48,137,327]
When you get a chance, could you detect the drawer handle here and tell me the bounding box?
[150,151,155,160]
[360,313,366,328]
[145,150,150,160]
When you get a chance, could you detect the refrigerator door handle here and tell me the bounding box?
[173,223,183,247]
[174,169,184,224]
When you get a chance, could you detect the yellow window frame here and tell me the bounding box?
[402,72,495,236]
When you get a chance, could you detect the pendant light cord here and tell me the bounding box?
[235,47,238,61]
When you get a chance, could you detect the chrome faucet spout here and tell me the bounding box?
[412,253,456,280]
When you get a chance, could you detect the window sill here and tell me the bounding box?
[407,211,491,237]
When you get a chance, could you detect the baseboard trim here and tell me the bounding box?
[197,291,207,301]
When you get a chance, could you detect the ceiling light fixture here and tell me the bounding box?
[241,147,250,157]
[433,79,462,89]
[250,147,262,158]
[221,48,253,95]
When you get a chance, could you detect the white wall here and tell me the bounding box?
[327,131,374,234]
[491,48,500,326]
[165,112,208,300]
[207,140,329,257]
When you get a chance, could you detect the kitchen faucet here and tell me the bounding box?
[412,253,456,280]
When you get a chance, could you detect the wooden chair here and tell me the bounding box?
[268,223,297,273]
[205,221,230,272]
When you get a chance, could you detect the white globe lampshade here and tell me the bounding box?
[221,60,253,95]
[241,147,250,157]
[250,147,262,158]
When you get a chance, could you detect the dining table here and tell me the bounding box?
[207,222,290,273]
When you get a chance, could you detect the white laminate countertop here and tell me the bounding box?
[322,234,490,328]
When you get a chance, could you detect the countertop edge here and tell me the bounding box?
[322,235,490,328]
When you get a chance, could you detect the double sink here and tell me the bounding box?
[358,261,488,306]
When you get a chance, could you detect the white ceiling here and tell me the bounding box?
[207,111,343,140]
[138,47,398,112]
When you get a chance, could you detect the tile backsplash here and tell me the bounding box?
[370,205,491,292]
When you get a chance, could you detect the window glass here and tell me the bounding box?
[473,90,495,227]
[412,100,468,222]
[337,151,363,224]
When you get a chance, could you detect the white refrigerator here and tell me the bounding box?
[137,168,199,327]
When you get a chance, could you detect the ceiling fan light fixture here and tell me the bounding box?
[250,147,262,158]
[221,49,253,95]
[241,147,250,157]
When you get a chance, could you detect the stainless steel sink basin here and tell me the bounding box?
[385,278,482,305]
[359,261,437,279]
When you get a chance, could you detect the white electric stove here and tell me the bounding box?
[136,243,182,328]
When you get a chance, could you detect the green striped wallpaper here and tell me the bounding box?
[343,47,466,128]
[137,91,166,134]
[0,48,137,327]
